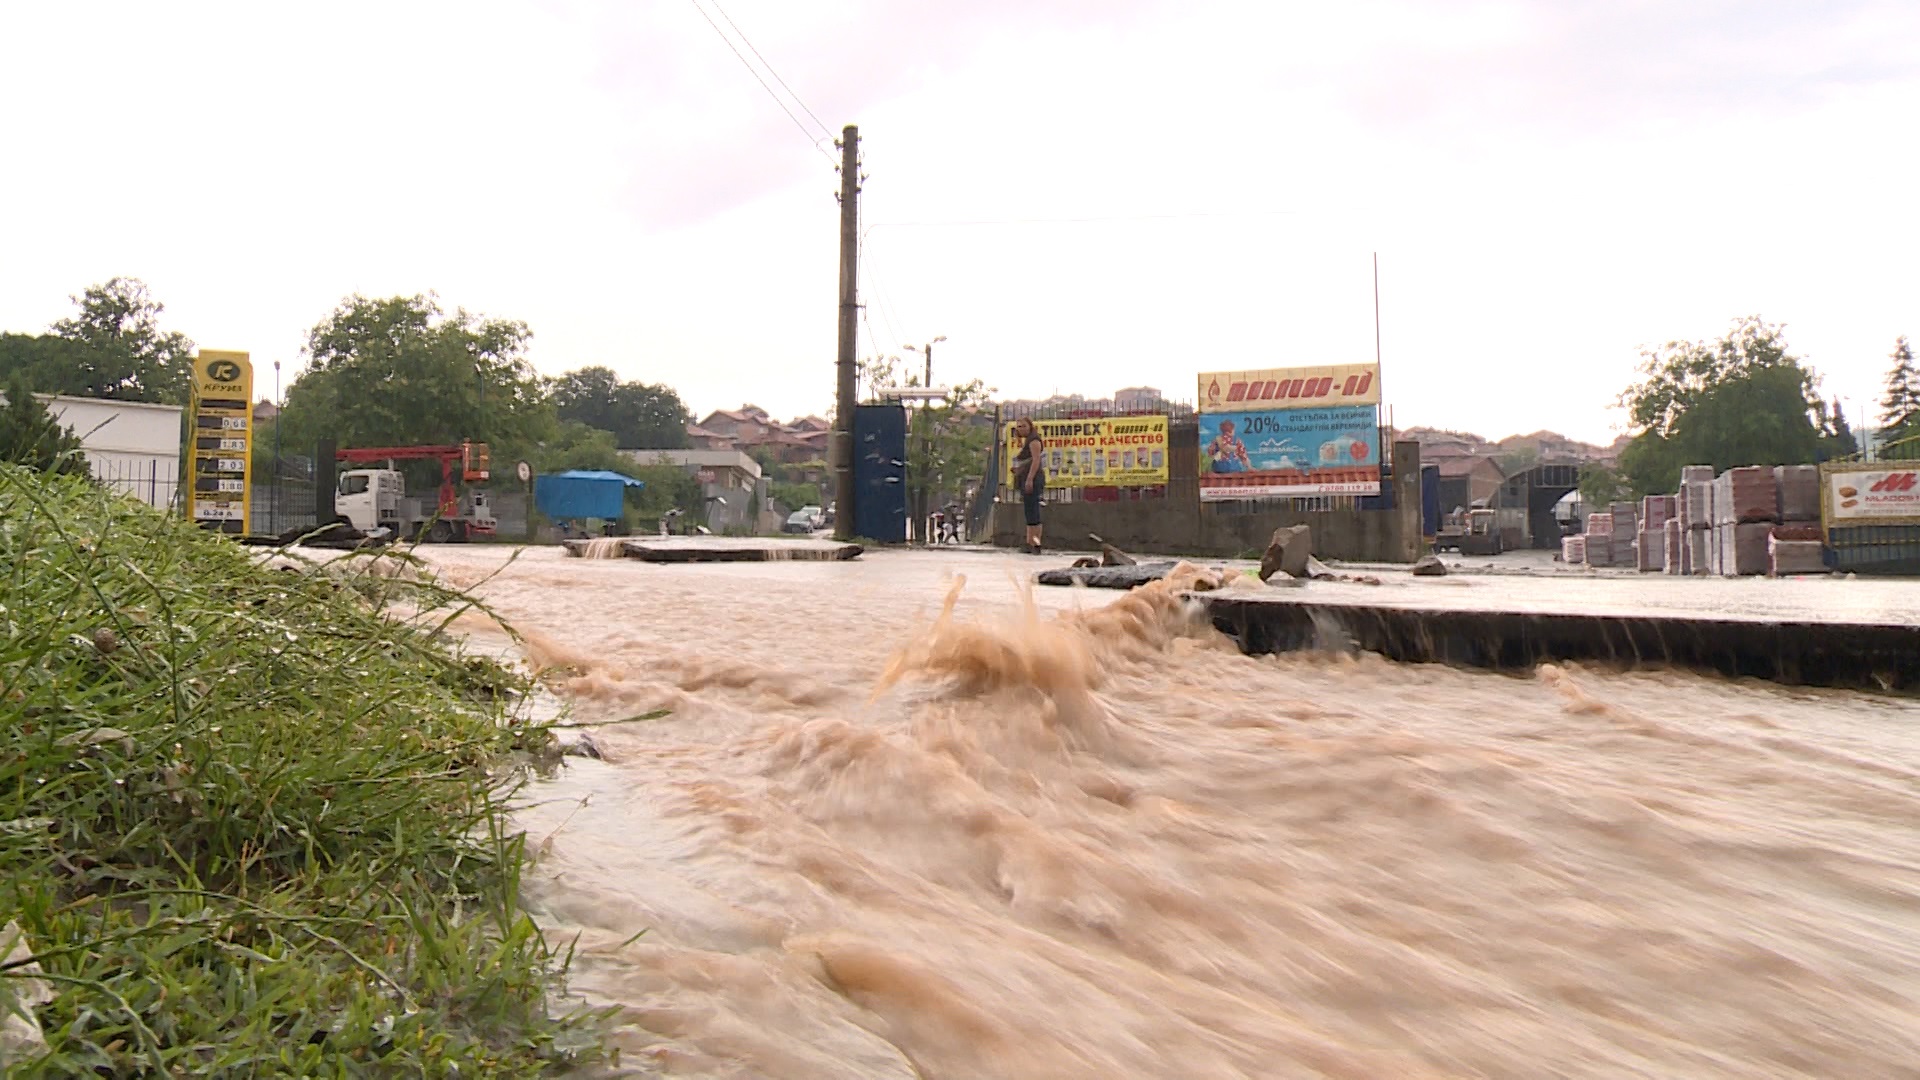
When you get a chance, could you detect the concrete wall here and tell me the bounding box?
[994,440,1424,563]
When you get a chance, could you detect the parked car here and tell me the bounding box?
[783,505,824,533]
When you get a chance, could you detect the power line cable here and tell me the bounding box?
[864,209,1301,233]
[710,1,832,141]
[688,0,836,165]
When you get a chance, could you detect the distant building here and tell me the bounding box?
[620,448,773,533]
[683,423,734,451]
[1435,456,1506,512]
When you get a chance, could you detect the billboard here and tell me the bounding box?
[1824,465,1920,526]
[185,350,253,534]
[1006,415,1169,489]
[1197,363,1381,500]
[1199,362,1380,412]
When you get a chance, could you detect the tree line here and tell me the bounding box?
[0,278,708,520]
[1580,317,1918,504]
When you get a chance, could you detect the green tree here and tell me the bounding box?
[0,376,91,476]
[550,366,690,449]
[907,378,995,538]
[771,480,821,512]
[622,452,706,524]
[858,354,993,536]
[1576,461,1626,508]
[45,278,197,403]
[528,420,629,474]
[1880,335,1920,437]
[1615,317,1828,496]
[1817,398,1859,460]
[278,294,554,465]
[0,333,88,395]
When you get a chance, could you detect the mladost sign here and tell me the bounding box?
[1824,463,1920,526]
[185,350,253,534]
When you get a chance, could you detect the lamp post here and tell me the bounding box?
[902,336,948,542]
[273,360,281,533]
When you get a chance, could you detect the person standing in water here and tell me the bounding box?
[1011,417,1046,554]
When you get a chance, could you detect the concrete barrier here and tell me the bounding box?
[1198,593,1920,692]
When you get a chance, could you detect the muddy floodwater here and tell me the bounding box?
[421,545,1920,1079]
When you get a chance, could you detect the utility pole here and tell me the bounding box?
[832,124,860,541]
[904,336,946,543]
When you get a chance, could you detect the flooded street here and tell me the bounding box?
[424,545,1920,1079]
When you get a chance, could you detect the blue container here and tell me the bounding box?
[1420,464,1441,541]
[852,405,908,543]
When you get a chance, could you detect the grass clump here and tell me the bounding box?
[0,466,606,1076]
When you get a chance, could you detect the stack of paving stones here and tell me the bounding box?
[1583,512,1613,567]
[1715,465,1778,576]
[1637,494,1675,572]
[1768,464,1827,575]
[1663,517,1683,576]
[1678,464,1715,575]
[1606,501,1640,569]
[1562,533,1586,565]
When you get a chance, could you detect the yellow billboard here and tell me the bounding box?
[1198,362,1380,412]
[1006,415,1170,489]
[186,350,253,535]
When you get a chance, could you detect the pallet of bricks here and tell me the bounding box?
[1561,532,1586,565]
[1581,512,1611,567]
[1605,500,1639,568]
[1638,494,1674,572]
[1676,464,1713,574]
[1770,464,1826,575]
[1708,464,1826,576]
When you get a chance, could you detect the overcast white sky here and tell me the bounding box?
[3,0,1916,444]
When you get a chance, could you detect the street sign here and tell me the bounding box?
[517,460,532,483]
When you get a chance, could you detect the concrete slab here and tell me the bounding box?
[1198,591,1920,693]
[563,537,863,562]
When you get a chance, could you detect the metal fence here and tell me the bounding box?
[92,457,180,512]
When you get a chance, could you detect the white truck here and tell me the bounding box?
[332,442,497,542]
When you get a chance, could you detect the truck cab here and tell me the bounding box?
[337,469,409,537]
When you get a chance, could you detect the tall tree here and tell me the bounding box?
[0,333,87,393]
[1881,335,1920,436]
[0,375,91,477]
[1615,317,1828,496]
[278,294,554,462]
[46,278,196,403]
[549,366,690,449]
[1818,398,1859,460]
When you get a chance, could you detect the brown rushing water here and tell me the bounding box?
[422,546,1920,1079]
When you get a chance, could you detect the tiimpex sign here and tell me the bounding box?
[1825,465,1920,525]
[1198,363,1380,412]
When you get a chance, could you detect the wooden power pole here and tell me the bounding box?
[832,124,860,541]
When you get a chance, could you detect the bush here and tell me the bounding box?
[0,467,604,1075]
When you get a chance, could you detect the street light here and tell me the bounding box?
[903,335,947,390]
[273,360,282,533]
